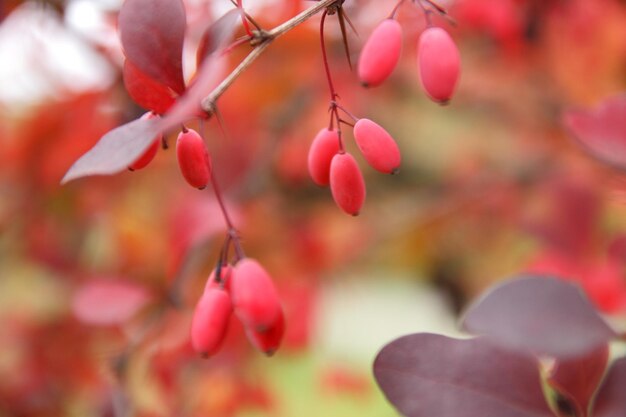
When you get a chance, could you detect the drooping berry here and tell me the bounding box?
[128,112,162,171]
[329,152,366,216]
[245,309,285,356]
[358,19,403,87]
[417,27,461,104]
[307,128,340,186]
[353,119,401,174]
[176,128,212,189]
[190,287,232,357]
[230,258,282,331]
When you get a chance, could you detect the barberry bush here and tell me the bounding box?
[1,0,626,416]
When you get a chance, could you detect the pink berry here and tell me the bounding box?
[176,128,212,189]
[245,308,285,356]
[190,287,232,357]
[329,152,366,216]
[417,27,461,104]
[128,112,162,171]
[230,258,282,331]
[358,19,403,87]
[353,119,401,174]
[307,128,340,186]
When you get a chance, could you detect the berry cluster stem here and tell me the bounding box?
[200,0,341,114]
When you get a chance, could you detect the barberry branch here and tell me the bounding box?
[200,0,341,114]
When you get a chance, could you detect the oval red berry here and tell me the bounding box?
[190,287,232,357]
[176,128,212,189]
[230,258,282,331]
[329,152,366,216]
[245,308,285,356]
[417,27,461,104]
[308,128,340,186]
[358,19,403,88]
[353,119,401,174]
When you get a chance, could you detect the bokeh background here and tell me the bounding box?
[1,0,626,416]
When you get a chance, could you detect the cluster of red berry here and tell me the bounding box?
[64,0,463,360]
[191,259,284,357]
[307,119,401,216]
[307,10,460,216]
[358,19,461,103]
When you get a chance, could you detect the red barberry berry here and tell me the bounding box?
[128,112,162,171]
[417,27,461,104]
[358,19,403,87]
[230,258,282,331]
[176,128,212,189]
[245,308,285,356]
[353,119,401,174]
[329,152,366,216]
[191,287,232,357]
[308,128,340,186]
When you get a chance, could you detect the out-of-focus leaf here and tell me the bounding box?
[61,116,160,184]
[123,60,177,114]
[118,0,186,94]
[461,276,616,358]
[72,279,152,325]
[563,94,626,171]
[592,358,626,417]
[548,344,609,417]
[196,8,242,68]
[161,9,240,128]
[374,333,555,417]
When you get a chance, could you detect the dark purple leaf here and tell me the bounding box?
[461,276,616,358]
[563,94,626,170]
[118,0,186,94]
[161,9,240,128]
[61,117,160,184]
[548,344,609,417]
[374,333,555,417]
[592,357,626,417]
[123,59,177,114]
[196,8,241,68]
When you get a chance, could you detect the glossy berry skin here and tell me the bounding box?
[329,152,366,216]
[358,19,403,87]
[417,27,461,104]
[128,112,162,171]
[353,119,401,174]
[230,258,282,331]
[191,287,232,357]
[308,128,340,186]
[245,308,285,356]
[176,128,212,189]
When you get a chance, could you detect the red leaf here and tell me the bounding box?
[461,276,616,358]
[123,59,176,114]
[118,0,186,94]
[548,344,609,417]
[72,279,152,325]
[374,334,555,417]
[196,8,241,68]
[563,94,626,170]
[61,116,161,184]
[592,358,626,417]
[161,9,240,128]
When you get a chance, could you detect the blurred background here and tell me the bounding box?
[1,0,626,415]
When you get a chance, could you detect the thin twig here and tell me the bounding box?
[200,0,340,114]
